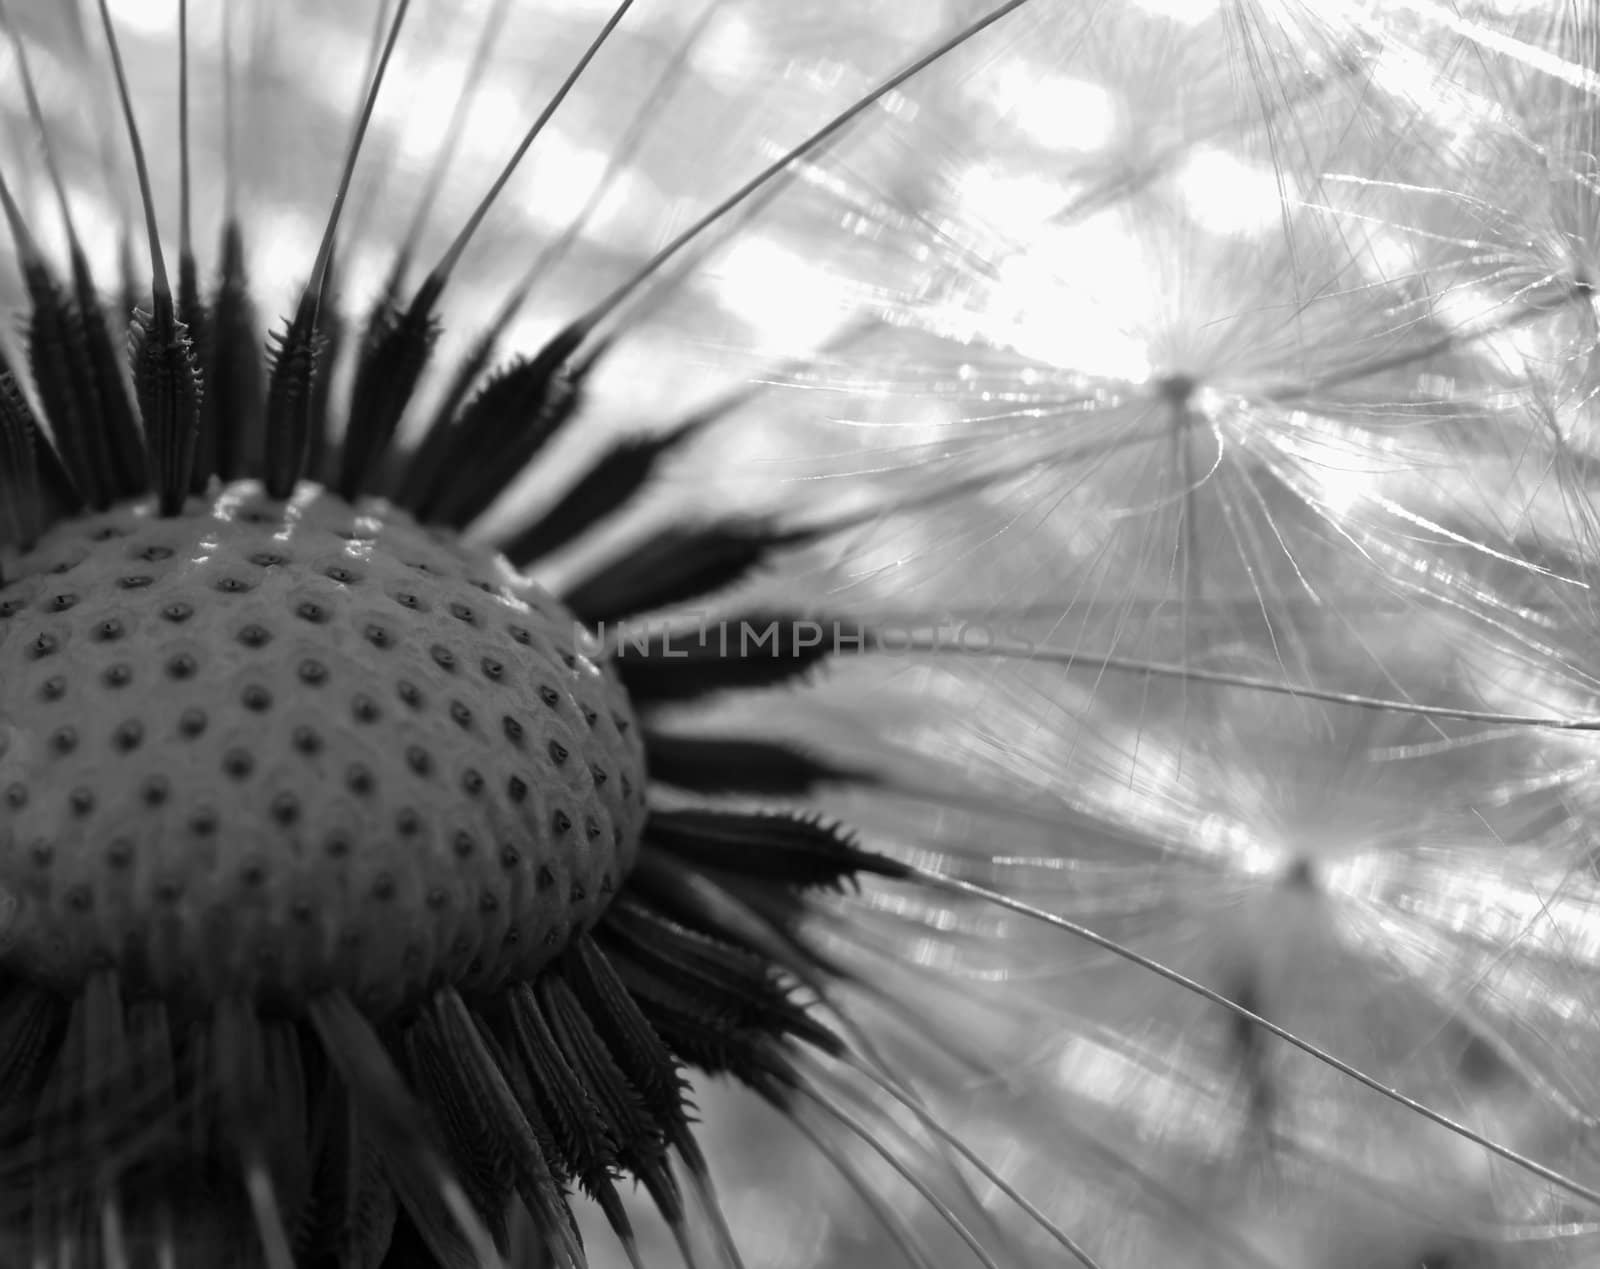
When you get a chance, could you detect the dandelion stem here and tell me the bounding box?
[178,0,191,265]
[220,0,238,219]
[912,869,1600,1211]
[469,0,725,360]
[311,0,413,309]
[95,0,171,298]
[580,0,1040,337]
[0,0,83,251]
[429,0,638,289]
[906,637,1600,730]
[395,0,514,273]
[788,1111,939,1269]
[791,1082,1004,1269]
[828,1054,1104,1269]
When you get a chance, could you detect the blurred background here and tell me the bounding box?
[8,0,1600,1265]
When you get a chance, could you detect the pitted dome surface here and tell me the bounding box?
[0,482,648,1012]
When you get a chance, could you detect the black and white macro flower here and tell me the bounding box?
[0,2,1109,1266]
[15,2,1600,1268]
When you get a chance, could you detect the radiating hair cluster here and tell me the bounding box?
[12,2,1600,1268]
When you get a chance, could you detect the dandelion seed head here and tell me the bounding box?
[14,0,1600,1263]
[3,2,1177,1254]
[0,486,649,1003]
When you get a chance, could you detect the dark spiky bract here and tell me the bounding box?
[0,248,907,1269]
[128,294,202,516]
[0,267,902,1265]
[0,8,977,1267]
